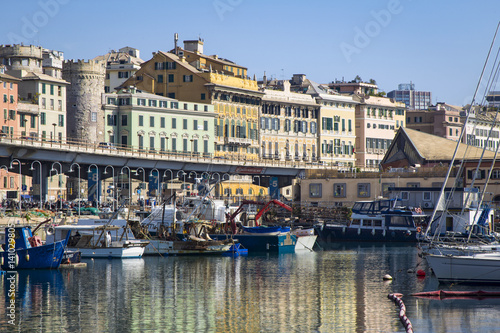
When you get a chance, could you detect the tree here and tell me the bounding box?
[369,78,377,85]
[354,75,362,83]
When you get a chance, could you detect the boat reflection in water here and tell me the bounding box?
[3,245,500,331]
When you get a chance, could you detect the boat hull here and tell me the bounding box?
[295,235,317,251]
[1,240,66,270]
[210,233,296,253]
[315,224,418,243]
[426,253,500,283]
[69,246,145,258]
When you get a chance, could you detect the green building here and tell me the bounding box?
[102,87,215,156]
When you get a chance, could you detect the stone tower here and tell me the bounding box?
[62,59,105,143]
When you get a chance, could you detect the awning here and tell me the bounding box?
[21,195,31,200]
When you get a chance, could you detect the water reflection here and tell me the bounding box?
[2,246,500,332]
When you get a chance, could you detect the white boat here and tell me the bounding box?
[292,228,317,251]
[46,224,147,258]
[426,253,500,283]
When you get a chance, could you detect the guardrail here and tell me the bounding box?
[0,135,350,170]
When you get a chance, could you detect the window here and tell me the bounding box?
[401,191,409,200]
[157,75,163,83]
[138,135,144,150]
[58,115,64,127]
[160,117,165,128]
[149,100,157,107]
[41,112,46,125]
[139,115,144,126]
[50,85,54,95]
[309,183,322,198]
[333,183,346,198]
[168,74,174,82]
[183,138,188,152]
[183,119,187,129]
[193,119,198,130]
[121,115,128,126]
[357,183,370,198]
[171,137,177,151]
[41,83,46,94]
[137,99,146,106]
[150,116,154,127]
[201,93,206,100]
[423,192,431,201]
[9,110,15,120]
[91,112,97,122]
[118,71,129,78]
[183,75,193,82]
[172,118,176,129]
[203,120,208,131]
[149,136,155,151]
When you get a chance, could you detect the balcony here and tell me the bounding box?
[224,137,252,146]
[17,102,39,115]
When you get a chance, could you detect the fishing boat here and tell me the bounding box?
[46,224,147,258]
[209,199,297,253]
[314,199,425,243]
[0,224,68,270]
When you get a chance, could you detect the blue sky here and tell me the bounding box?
[2,0,500,106]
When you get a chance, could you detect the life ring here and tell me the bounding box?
[417,227,422,233]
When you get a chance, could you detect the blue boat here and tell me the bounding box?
[211,233,296,253]
[1,226,69,270]
[241,225,291,235]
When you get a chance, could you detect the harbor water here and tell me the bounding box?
[2,243,500,332]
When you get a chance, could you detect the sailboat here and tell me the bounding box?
[423,22,500,283]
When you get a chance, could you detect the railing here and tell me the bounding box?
[0,134,338,169]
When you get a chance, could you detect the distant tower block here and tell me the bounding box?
[63,60,106,143]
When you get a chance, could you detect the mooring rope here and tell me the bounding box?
[388,293,413,333]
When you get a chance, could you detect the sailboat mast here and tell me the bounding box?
[425,22,500,238]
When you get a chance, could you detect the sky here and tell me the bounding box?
[1,0,500,107]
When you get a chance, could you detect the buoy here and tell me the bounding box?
[25,254,29,262]
[383,274,393,280]
[416,269,426,277]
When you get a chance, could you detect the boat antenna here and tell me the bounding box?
[425,21,500,240]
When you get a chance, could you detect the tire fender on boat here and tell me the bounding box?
[15,254,19,267]
[357,228,361,235]
[342,227,346,234]
[371,229,376,236]
[25,254,29,262]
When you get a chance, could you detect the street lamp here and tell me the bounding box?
[149,168,159,205]
[177,170,186,202]
[163,169,173,203]
[87,164,99,208]
[29,160,43,209]
[9,159,22,212]
[69,163,81,216]
[135,167,145,201]
[120,166,131,204]
[50,161,63,211]
[212,172,221,199]
[104,165,116,211]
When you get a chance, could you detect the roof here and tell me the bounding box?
[0,72,21,82]
[401,127,496,161]
[22,72,69,84]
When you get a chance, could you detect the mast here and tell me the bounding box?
[425,22,500,239]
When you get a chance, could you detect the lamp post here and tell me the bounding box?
[177,170,186,202]
[9,159,22,212]
[87,164,99,208]
[120,166,131,204]
[150,168,159,205]
[29,160,43,209]
[212,172,220,199]
[189,171,197,196]
[135,167,146,201]
[50,161,63,211]
[104,165,116,211]
[163,169,173,203]
[69,163,81,216]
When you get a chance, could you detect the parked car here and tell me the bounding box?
[98,142,117,150]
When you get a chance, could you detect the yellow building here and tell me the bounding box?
[121,39,262,160]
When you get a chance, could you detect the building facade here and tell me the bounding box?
[353,94,405,169]
[406,102,462,141]
[387,83,432,110]
[102,87,216,156]
[121,39,262,160]
[260,80,319,162]
[93,46,144,93]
